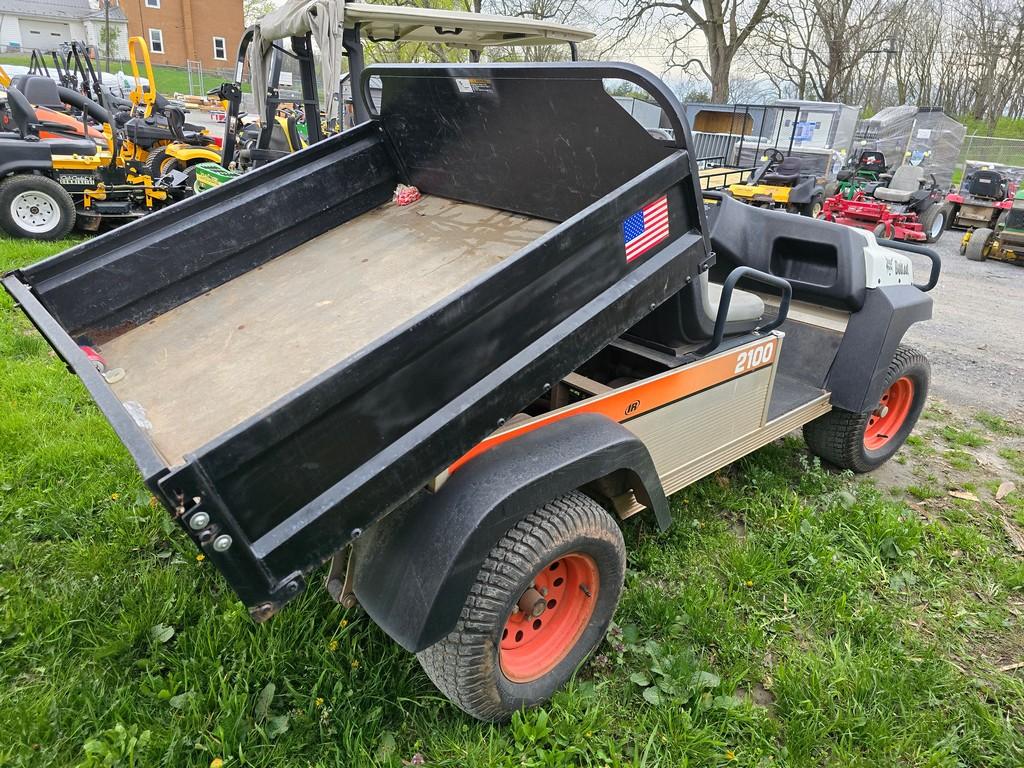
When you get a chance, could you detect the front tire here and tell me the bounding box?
[0,174,76,240]
[804,345,929,472]
[965,227,992,261]
[417,491,625,721]
[919,203,947,243]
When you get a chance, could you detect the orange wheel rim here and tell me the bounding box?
[499,553,599,683]
[864,376,914,451]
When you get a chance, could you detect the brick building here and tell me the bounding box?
[115,0,243,71]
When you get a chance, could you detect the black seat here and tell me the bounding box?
[762,156,803,186]
[967,170,1006,200]
[14,75,65,110]
[856,151,886,172]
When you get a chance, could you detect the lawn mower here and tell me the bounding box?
[820,164,947,243]
[827,150,890,199]
[5,60,941,722]
[946,166,1016,230]
[117,37,221,178]
[726,149,827,217]
[960,187,1024,265]
[0,77,184,239]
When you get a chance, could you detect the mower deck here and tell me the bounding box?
[99,196,555,464]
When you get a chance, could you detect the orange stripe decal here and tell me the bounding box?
[449,337,778,473]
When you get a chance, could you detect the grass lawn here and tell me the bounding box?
[2,235,1024,766]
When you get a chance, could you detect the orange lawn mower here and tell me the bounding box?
[820,165,948,243]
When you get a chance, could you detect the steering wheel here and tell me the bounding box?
[764,148,786,167]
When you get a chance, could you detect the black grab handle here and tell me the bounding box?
[876,238,941,292]
[698,266,793,355]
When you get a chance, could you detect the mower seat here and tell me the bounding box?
[967,170,1006,200]
[762,156,803,186]
[873,165,925,203]
[14,76,64,110]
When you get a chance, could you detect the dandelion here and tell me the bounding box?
[196,554,205,562]
[725,750,736,761]
[328,639,339,652]
[340,619,348,628]
[744,580,753,587]
[210,759,224,768]
[315,696,324,708]
[111,493,120,500]
[350,659,360,670]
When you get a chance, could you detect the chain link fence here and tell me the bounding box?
[956,135,1024,184]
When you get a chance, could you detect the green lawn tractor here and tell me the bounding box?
[961,187,1024,265]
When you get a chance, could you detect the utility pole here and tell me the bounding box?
[103,0,111,73]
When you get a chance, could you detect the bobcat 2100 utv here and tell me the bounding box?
[4,63,940,721]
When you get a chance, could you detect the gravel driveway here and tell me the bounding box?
[901,230,1024,420]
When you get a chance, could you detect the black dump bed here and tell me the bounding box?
[4,63,709,617]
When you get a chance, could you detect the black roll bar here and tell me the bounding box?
[877,238,941,292]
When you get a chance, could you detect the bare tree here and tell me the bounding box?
[612,0,772,102]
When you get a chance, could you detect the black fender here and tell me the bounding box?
[826,285,932,413]
[0,141,53,177]
[351,412,669,652]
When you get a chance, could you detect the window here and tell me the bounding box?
[213,36,226,60]
[149,28,163,53]
[145,0,160,8]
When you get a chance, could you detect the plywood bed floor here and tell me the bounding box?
[101,196,556,466]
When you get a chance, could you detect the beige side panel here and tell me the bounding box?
[625,367,773,478]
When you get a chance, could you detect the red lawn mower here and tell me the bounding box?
[946,167,1016,230]
[820,164,948,243]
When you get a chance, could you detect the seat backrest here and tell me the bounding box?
[858,151,886,170]
[969,170,1006,199]
[775,156,802,175]
[16,75,63,109]
[886,164,925,192]
[4,84,38,137]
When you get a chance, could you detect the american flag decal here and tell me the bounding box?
[623,196,669,263]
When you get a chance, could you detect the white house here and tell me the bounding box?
[0,0,129,58]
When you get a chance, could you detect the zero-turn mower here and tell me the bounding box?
[0,77,183,239]
[820,164,947,243]
[117,37,222,179]
[960,186,1024,265]
[946,166,1016,231]
[827,150,890,199]
[726,149,827,217]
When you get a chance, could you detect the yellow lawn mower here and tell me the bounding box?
[0,77,184,239]
[726,149,827,217]
[118,37,222,179]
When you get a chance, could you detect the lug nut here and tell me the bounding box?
[212,534,233,552]
[188,511,210,530]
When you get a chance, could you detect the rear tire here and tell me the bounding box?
[417,491,625,722]
[804,345,929,473]
[0,174,76,240]
[965,227,992,261]
[143,148,183,178]
[802,192,825,218]
[919,203,947,243]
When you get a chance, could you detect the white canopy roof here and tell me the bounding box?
[344,3,593,48]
